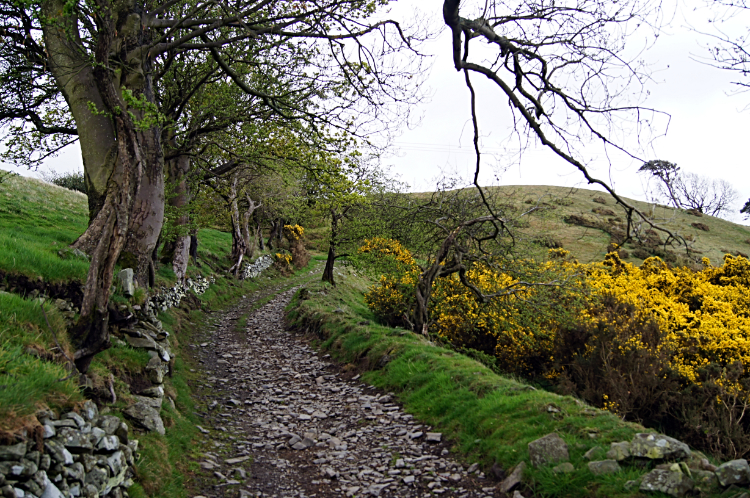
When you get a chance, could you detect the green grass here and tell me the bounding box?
[0,292,82,433]
[0,174,90,282]
[285,269,679,498]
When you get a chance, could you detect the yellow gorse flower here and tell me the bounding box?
[363,240,750,407]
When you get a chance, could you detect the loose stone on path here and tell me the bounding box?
[185,287,499,497]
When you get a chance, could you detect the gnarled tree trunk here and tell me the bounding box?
[43,0,165,372]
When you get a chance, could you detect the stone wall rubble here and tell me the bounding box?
[240,255,274,280]
[512,431,750,498]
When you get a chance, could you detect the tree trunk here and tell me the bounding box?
[43,0,165,372]
[256,214,265,251]
[165,152,192,282]
[41,1,117,224]
[322,212,339,285]
[189,233,199,264]
[242,194,260,261]
[322,245,336,285]
[411,228,462,338]
[228,177,247,277]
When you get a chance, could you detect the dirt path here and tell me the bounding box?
[184,274,500,498]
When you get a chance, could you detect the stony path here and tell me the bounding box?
[185,285,500,498]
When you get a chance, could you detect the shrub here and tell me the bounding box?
[692,222,710,232]
[274,252,293,274]
[534,235,563,249]
[42,171,87,195]
[592,196,607,204]
[592,207,615,216]
[363,243,750,458]
[283,225,309,268]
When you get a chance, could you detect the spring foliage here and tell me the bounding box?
[362,238,750,457]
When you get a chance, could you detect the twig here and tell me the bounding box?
[39,303,78,381]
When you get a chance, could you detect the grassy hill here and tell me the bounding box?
[474,185,750,265]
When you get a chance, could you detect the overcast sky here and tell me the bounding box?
[5,0,749,224]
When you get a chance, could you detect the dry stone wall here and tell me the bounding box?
[0,401,137,498]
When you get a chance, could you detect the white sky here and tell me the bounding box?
[5,0,749,224]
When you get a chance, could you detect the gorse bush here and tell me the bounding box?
[284,224,309,268]
[363,238,750,459]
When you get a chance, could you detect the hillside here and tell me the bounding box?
[479,185,750,265]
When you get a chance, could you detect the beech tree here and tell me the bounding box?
[1,0,423,372]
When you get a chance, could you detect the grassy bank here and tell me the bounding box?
[285,268,690,498]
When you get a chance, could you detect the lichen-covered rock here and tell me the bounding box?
[528,433,569,467]
[84,466,107,495]
[123,403,165,435]
[0,444,27,462]
[42,442,73,466]
[144,358,167,385]
[640,469,694,497]
[131,395,162,410]
[96,416,120,437]
[553,463,574,473]
[691,469,720,494]
[714,459,750,486]
[588,460,621,475]
[630,433,691,460]
[124,335,157,351]
[57,428,93,454]
[117,269,135,297]
[80,402,98,424]
[685,451,716,472]
[114,423,128,446]
[606,441,631,461]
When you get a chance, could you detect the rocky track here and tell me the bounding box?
[184,283,500,498]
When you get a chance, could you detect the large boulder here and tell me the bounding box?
[630,433,691,460]
[528,433,569,467]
